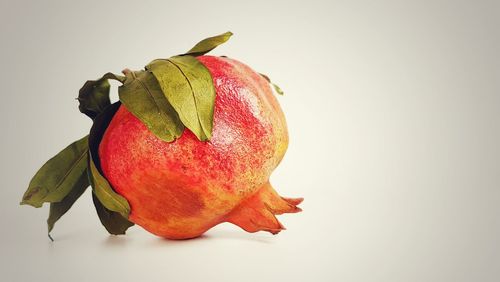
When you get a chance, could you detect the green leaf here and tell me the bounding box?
[260,73,271,83]
[78,73,125,119]
[183,31,233,56]
[260,73,284,95]
[47,170,89,234]
[119,70,184,142]
[21,136,89,208]
[88,102,131,218]
[272,83,284,95]
[147,56,216,141]
[87,102,134,234]
[92,192,134,235]
[88,155,130,218]
[78,78,111,119]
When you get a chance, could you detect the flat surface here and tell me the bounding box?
[1,0,499,281]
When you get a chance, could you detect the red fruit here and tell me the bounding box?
[99,56,302,239]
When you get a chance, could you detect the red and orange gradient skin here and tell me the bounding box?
[99,56,302,239]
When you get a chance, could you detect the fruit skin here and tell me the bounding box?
[99,55,302,239]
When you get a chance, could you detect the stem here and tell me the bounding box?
[103,72,126,84]
[114,75,127,84]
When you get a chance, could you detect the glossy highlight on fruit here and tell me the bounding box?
[99,56,302,239]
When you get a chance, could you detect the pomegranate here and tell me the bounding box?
[99,56,302,239]
[20,32,302,240]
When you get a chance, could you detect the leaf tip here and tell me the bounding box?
[273,83,284,95]
[48,233,54,242]
[19,200,42,208]
[47,221,54,233]
[199,136,210,142]
[204,131,213,141]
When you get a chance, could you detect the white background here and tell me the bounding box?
[1,0,499,281]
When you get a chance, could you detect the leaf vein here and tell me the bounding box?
[47,148,87,200]
[166,59,206,137]
[136,73,171,129]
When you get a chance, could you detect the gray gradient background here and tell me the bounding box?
[1,0,499,281]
